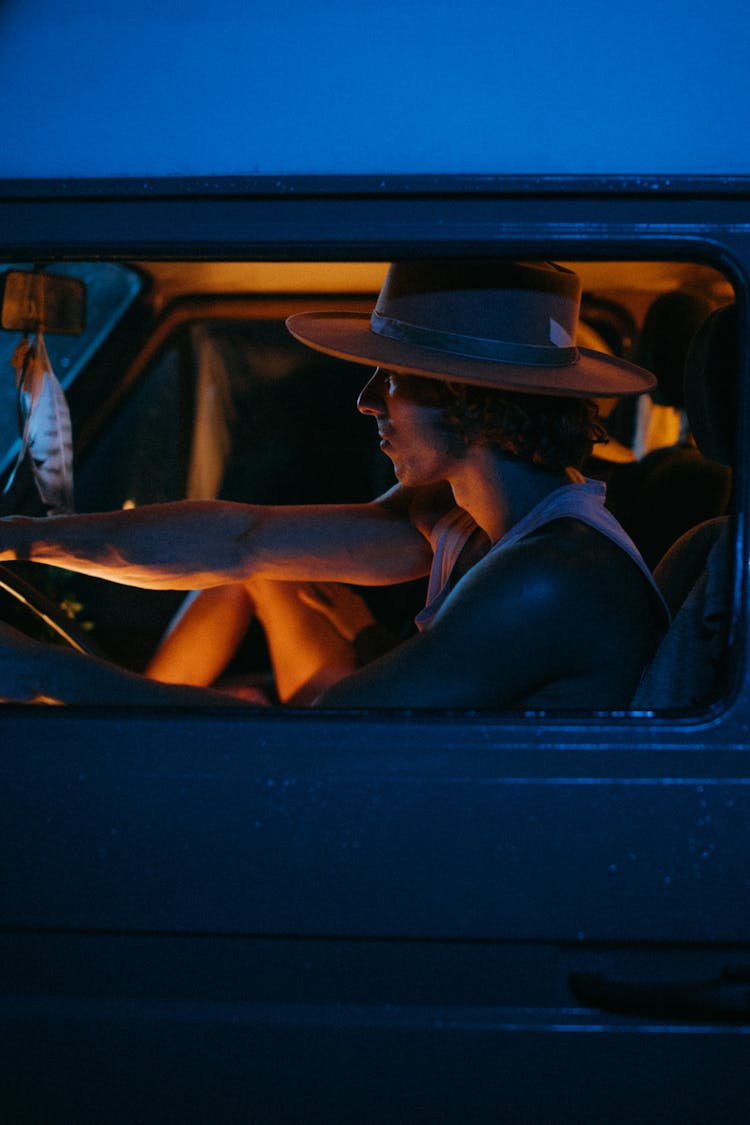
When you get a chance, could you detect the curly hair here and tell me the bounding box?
[409,377,607,471]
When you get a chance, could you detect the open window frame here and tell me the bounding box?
[0,177,747,732]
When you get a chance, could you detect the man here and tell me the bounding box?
[0,261,667,708]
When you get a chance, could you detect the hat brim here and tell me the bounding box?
[287,311,656,398]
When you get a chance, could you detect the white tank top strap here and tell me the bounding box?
[425,507,478,601]
[415,508,478,632]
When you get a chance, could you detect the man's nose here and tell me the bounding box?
[357,369,386,416]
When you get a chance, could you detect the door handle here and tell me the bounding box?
[568,967,750,1022]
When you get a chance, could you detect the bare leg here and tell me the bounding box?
[247,577,360,705]
[145,578,372,705]
[145,585,255,686]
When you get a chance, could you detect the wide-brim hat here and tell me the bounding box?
[287,260,656,398]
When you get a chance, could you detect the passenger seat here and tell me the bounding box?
[631,303,737,710]
[604,290,730,569]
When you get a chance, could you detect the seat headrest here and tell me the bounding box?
[636,290,714,409]
[684,303,737,467]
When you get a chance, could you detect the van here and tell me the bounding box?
[1,4,749,1122]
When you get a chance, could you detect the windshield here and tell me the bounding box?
[0,262,142,478]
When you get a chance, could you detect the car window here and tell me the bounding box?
[0,262,141,481]
[74,316,391,514]
[0,256,740,713]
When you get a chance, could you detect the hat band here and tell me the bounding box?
[370,312,579,368]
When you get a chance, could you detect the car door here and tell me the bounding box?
[1,184,749,1124]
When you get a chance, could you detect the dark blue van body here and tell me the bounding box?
[1,3,749,1121]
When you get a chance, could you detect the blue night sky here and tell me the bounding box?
[0,0,747,178]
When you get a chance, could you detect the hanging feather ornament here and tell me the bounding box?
[3,328,75,514]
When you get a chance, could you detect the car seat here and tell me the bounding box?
[631,303,737,709]
[603,290,730,570]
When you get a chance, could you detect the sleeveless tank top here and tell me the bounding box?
[414,478,669,632]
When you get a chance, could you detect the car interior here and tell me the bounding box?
[0,257,738,711]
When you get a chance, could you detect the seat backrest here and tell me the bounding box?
[631,517,730,709]
[606,444,731,570]
[603,294,731,567]
[630,303,737,709]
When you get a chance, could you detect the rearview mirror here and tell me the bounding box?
[0,270,86,335]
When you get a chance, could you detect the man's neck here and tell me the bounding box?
[449,449,571,544]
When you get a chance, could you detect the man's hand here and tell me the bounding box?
[296,582,377,642]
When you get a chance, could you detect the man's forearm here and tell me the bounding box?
[0,502,265,589]
[0,496,434,590]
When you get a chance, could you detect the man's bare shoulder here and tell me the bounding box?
[318,516,661,711]
[462,517,653,619]
[428,516,661,707]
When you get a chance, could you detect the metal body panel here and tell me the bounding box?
[2,714,750,942]
[2,996,750,1124]
[2,187,750,261]
[1,178,749,1120]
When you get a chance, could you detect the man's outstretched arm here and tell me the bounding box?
[0,484,447,591]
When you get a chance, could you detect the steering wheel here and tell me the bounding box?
[0,563,102,655]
